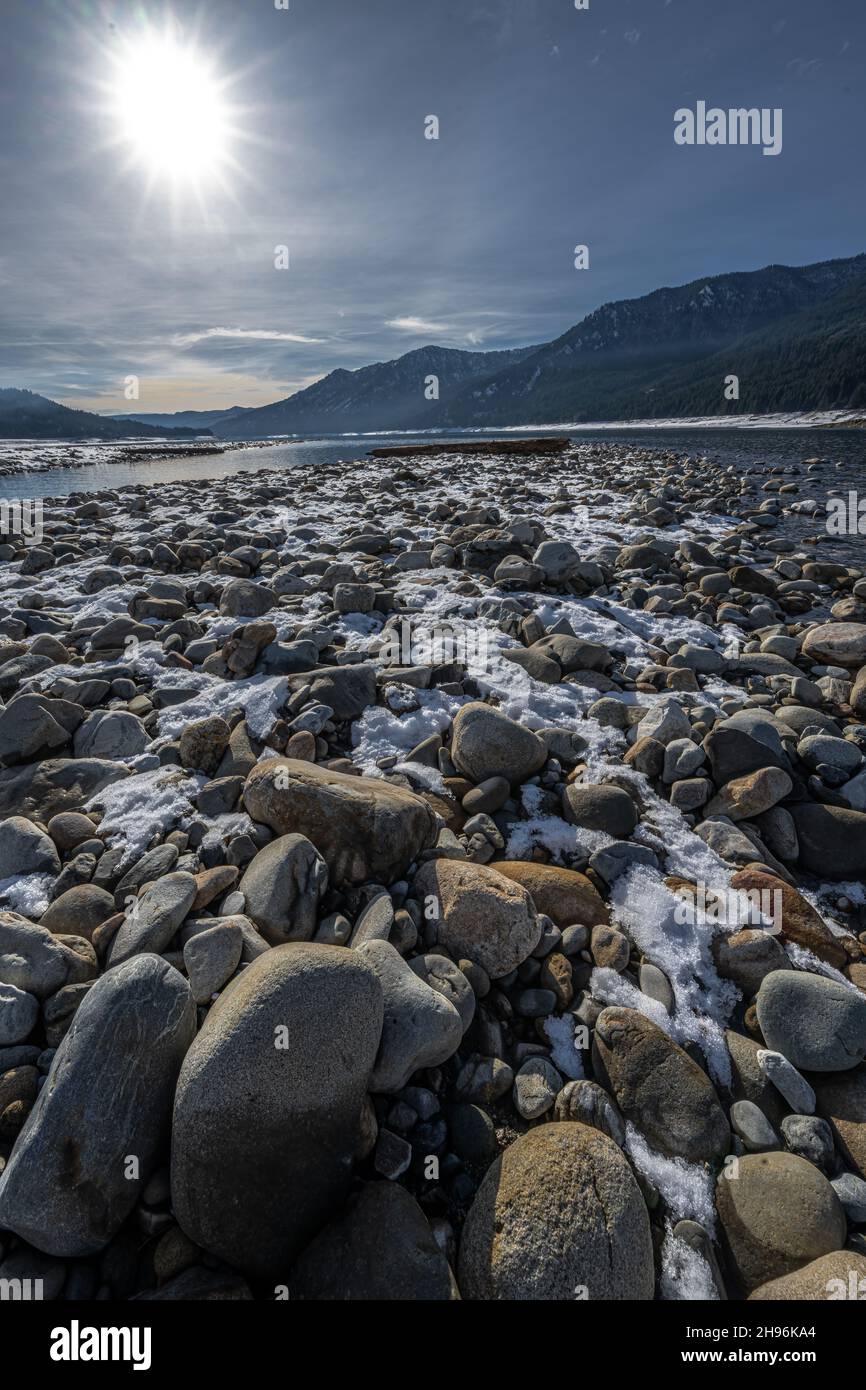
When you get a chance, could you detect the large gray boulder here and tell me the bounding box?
[171,943,383,1277]
[0,913,97,997]
[305,664,377,721]
[592,1007,730,1163]
[458,1123,653,1300]
[0,955,195,1257]
[0,816,60,878]
[357,938,462,1092]
[291,1182,458,1300]
[72,710,149,760]
[242,758,437,887]
[801,622,866,669]
[239,834,328,945]
[0,758,130,821]
[450,702,547,786]
[756,970,866,1073]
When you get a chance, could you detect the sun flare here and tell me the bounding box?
[108,30,231,183]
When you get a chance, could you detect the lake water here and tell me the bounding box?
[0,426,865,562]
[0,426,864,498]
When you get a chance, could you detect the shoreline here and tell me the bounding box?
[1,411,865,480]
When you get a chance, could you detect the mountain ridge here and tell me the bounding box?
[208,252,866,438]
[0,389,211,442]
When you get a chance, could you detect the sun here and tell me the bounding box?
[108,29,232,183]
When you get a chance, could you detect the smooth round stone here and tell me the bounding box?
[716,1151,846,1294]
[171,943,383,1277]
[0,956,195,1257]
[638,961,675,1014]
[730,1099,779,1152]
[358,939,462,1093]
[290,1182,457,1300]
[780,1114,834,1173]
[449,1102,498,1167]
[0,983,39,1045]
[512,1057,561,1120]
[561,783,638,836]
[757,1050,815,1114]
[749,1250,866,1301]
[756,970,866,1072]
[797,734,862,775]
[830,1171,866,1223]
[461,776,510,816]
[458,1123,654,1300]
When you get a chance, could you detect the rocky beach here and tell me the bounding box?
[0,437,865,1303]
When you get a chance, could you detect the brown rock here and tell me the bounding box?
[412,859,540,978]
[592,1007,730,1163]
[492,861,609,929]
[749,1250,866,1300]
[810,1064,866,1180]
[242,758,438,887]
[716,1152,846,1294]
[729,868,852,968]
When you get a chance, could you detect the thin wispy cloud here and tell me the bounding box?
[173,327,326,347]
[385,316,452,335]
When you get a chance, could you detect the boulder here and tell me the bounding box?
[789,804,866,879]
[712,927,792,998]
[243,759,437,887]
[449,702,547,786]
[811,1064,866,1180]
[171,943,383,1276]
[729,868,850,968]
[412,859,541,978]
[0,816,60,878]
[716,1152,846,1294]
[561,783,638,836]
[0,955,195,1257]
[291,1182,458,1300]
[0,913,97,997]
[305,664,377,721]
[0,758,130,821]
[491,860,609,928]
[40,885,116,942]
[458,1123,653,1300]
[107,872,198,968]
[592,1007,730,1162]
[357,939,462,1092]
[756,970,866,1072]
[801,621,866,669]
[238,835,328,945]
[72,711,149,760]
[749,1250,866,1301]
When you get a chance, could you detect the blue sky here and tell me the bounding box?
[1,0,863,413]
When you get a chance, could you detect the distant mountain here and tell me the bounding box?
[211,345,539,439]
[108,406,247,430]
[209,254,866,438]
[429,254,866,426]
[0,389,211,441]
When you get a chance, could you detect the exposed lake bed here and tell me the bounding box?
[0,434,865,1301]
